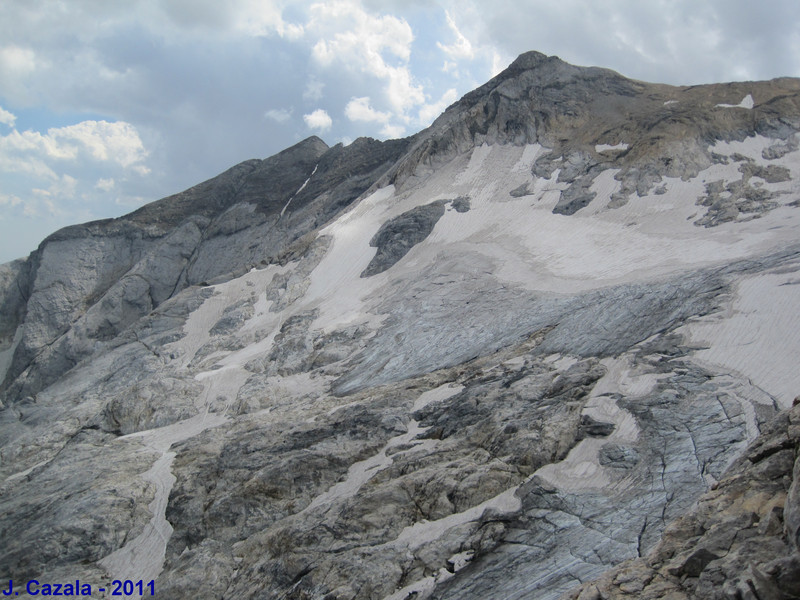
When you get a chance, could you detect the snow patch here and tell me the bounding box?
[413,382,464,412]
[595,143,629,152]
[304,418,431,514]
[281,163,318,216]
[679,266,800,408]
[716,94,754,109]
[100,412,228,592]
[304,185,396,333]
[454,143,493,186]
[391,485,520,551]
[511,143,545,172]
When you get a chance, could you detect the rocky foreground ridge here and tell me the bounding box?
[1,52,800,599]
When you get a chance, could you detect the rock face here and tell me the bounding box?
[2,51,800,599]
[361,201,447,277]
[0,135,411,403]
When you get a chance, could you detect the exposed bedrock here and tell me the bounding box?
[361,201,447,277]
[1,51,799,600]
[0,136,410,403]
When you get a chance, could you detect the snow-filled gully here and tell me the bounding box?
[99,412,228,592]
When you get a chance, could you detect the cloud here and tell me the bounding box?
[49,121,149,171]
[0,105,15,128]
[0,117,151,227]
[303,108,332,131]
[96,177,115,191]
[491,50,508,77]
[233,0,304,38]
[265,108,293,123]
[344,96,391,123]
[0,46,37,74]
[307,1,425,114]
[379,123,405,138]
[0,121,148,172]
[0,192,22,208]
[437,10,474,61]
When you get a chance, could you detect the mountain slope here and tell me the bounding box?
[1,51,800,599]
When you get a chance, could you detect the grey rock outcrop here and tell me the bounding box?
[362,201,447,277]
[381,51,800,220]
[1,51,800,600]
[0,135,411,404]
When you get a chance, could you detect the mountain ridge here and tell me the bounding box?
[1,52,800,599]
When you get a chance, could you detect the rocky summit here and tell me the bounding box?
[1,51,800,599]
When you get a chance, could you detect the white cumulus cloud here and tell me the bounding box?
[308,1,425,114]
[380,123,405,138]
[303,108,332,131]
[344,96,391,123]
[96,177,115,191]
[48,120,150,171]
[0,117,151,224]
[0,105,15,128]
[437,10,475,61]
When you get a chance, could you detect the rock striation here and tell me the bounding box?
[2,51,800,599]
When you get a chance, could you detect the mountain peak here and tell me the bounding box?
[1,52,800,600]
[506,49,568,72]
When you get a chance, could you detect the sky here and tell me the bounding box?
[1,0,799,263]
